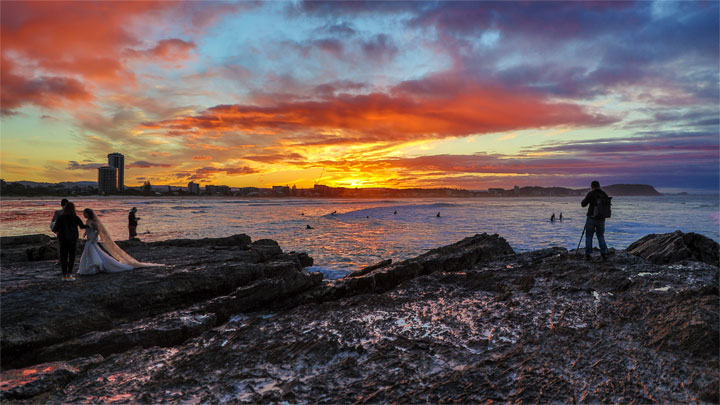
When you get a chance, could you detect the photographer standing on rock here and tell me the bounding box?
[128,207,140,241]
[581,180,611,261]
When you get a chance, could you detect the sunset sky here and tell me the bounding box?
[1,1,718,192]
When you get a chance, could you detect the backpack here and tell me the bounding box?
[593,193,612,219]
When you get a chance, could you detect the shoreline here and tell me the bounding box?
[1,230,718,402]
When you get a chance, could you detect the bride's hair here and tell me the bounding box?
[63,202,77,216]
[83,208,96,220]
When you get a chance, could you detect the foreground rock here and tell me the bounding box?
[0,234,55,262]
[306,233,514,303]
[1,234,319,372]
[1,231,718,402]
[627,230,719,266]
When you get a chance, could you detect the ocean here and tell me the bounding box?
[2,195,718,278]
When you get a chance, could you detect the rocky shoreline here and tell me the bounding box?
[1,231,718,402]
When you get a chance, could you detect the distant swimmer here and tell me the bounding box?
[331,210,337,216]
[394,210,397,215]
[559,212,563,221]
[550,213,556,222]
[301,212,304,216]
[437,212,441,217]
[306,224,314,229]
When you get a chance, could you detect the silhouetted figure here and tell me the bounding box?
[51,198,69,264]
[437,212,441,217]
[581,180,610,261]
[331,210,337,216]
[128,207,140,240]
[550,213,555,222]
[301,212,305,216]
[50,198,69,231]
[306,224,314,229]
[394,210,397,215]
[52,202,86,281]
[559,212,563,221]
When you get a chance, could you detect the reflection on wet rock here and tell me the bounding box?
[1,232,718,402]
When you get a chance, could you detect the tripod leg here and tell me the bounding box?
[575,226,586,256]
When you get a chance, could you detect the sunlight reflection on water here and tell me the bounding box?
[2,196,717,276]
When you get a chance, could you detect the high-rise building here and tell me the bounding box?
[188,181,200,195]
[107,153,124,190]
[98,166,118,194]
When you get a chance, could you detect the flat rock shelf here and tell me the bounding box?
[1,231,718,403]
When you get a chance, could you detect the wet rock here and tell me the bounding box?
[0,248,30,263]
[644,289,719,357]
[14,311,217,368]
[348,259,392,277]
[1,236,319,370]
[37,243,717,403]
[627,230,719,266]
[26,243,58,261]
[149,234,252,248]
[327,233,514,299]
[1,234,55,263]
[2,231,718,403]
[1,234,51,248]
[251,239,283,261]
[0,355,104,400]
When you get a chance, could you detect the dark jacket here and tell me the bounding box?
[129,212,138,227]
[50,208,64,231]
[581,189,609,217]
[52,214,86,241]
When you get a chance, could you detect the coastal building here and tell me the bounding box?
[97,166,118,194]
[313,184,330,196]
[272,185,291,195]
[205,185,231,195]
[107,153,124,191]
[188,181,200,195]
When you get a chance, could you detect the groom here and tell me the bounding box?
[50,198,69,264]
[52,202,86,281]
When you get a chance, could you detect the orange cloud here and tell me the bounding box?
[0,2,217,114]
[143,79,614,146]
[2,2,169,79]
[125,38,196,61]
[1,56,92,114]
[193,155,213,160]
[126,161,174,169]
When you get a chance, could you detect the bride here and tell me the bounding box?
[78,208,161,275]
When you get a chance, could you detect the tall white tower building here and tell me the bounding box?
[107,153,124,191]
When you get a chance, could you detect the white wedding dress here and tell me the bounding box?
[78,226,133,274]
[78,219,161,275]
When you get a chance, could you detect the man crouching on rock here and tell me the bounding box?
[581,180,611,261]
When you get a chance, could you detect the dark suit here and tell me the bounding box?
[52,214,86,275]
[128,211,138,239]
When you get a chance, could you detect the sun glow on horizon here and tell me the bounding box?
[0,1,717,192]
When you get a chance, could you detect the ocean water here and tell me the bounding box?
[2,196,718,278]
